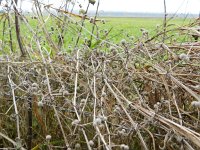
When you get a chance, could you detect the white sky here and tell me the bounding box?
[99,0,200,14]
[1,0,200,14]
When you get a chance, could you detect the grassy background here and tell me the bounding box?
[0,16,195,54]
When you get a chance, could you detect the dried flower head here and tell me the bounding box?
[193,85,200,90]
[81,99,86,103]
[79,9,86,15]
[104,29,108,34]
[43,79,48,85]
[179,53,190,61]
[22,81,29,87]
[120,39,126,45]
[109,46,116,51]
[101,92,107,97]
[120,144,129,150]
[175,135,183,143]
[89,140,94,147]
[191,101,200,108]
[114,105,121,113]
[142,30,148,35]
[72,119,80,126]
[98,124,105,129]
[129,36,134,40]
[117,128,127,136]
[32,83,38,88]
[30,82,39,93]
[101,19,105,24]
[93,117,102,126]
[37,101,44,107]
[89,0,96,5]
[99,115,107,122]
[46,135,52,140]
[89,17,94,23]
[109,46,117,55]
[50,26,54,31]
[63,90,69,96]
[75,143,81,149]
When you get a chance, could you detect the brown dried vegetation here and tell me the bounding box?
[0,0,200,150]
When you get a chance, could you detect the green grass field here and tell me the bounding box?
[95,17,193,42]
[0,15,195,54]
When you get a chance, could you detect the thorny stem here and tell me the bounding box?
[7,63,21,139]
[90,58,110,149]
[104,80,148,150]
[73,49,81,121]
[43,55,70,147]
[27,96,33,150]
[89,0,100,47]
[0,132,26,150]
[13,0,26,56]
[2,16,6,53]
[163,0,167,43]
[91,58,97,121]
[34,0,59,53]
[7,13,13,52]
[74,2,90,48]
[58,0,74,48]
[95,126,110,150]
[53,106,69,147]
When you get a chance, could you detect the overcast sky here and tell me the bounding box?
[91,0,200,14]
[1,0,200,14]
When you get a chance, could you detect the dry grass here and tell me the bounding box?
[0,0,200,150]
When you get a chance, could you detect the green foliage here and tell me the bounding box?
[0,16,193,55]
